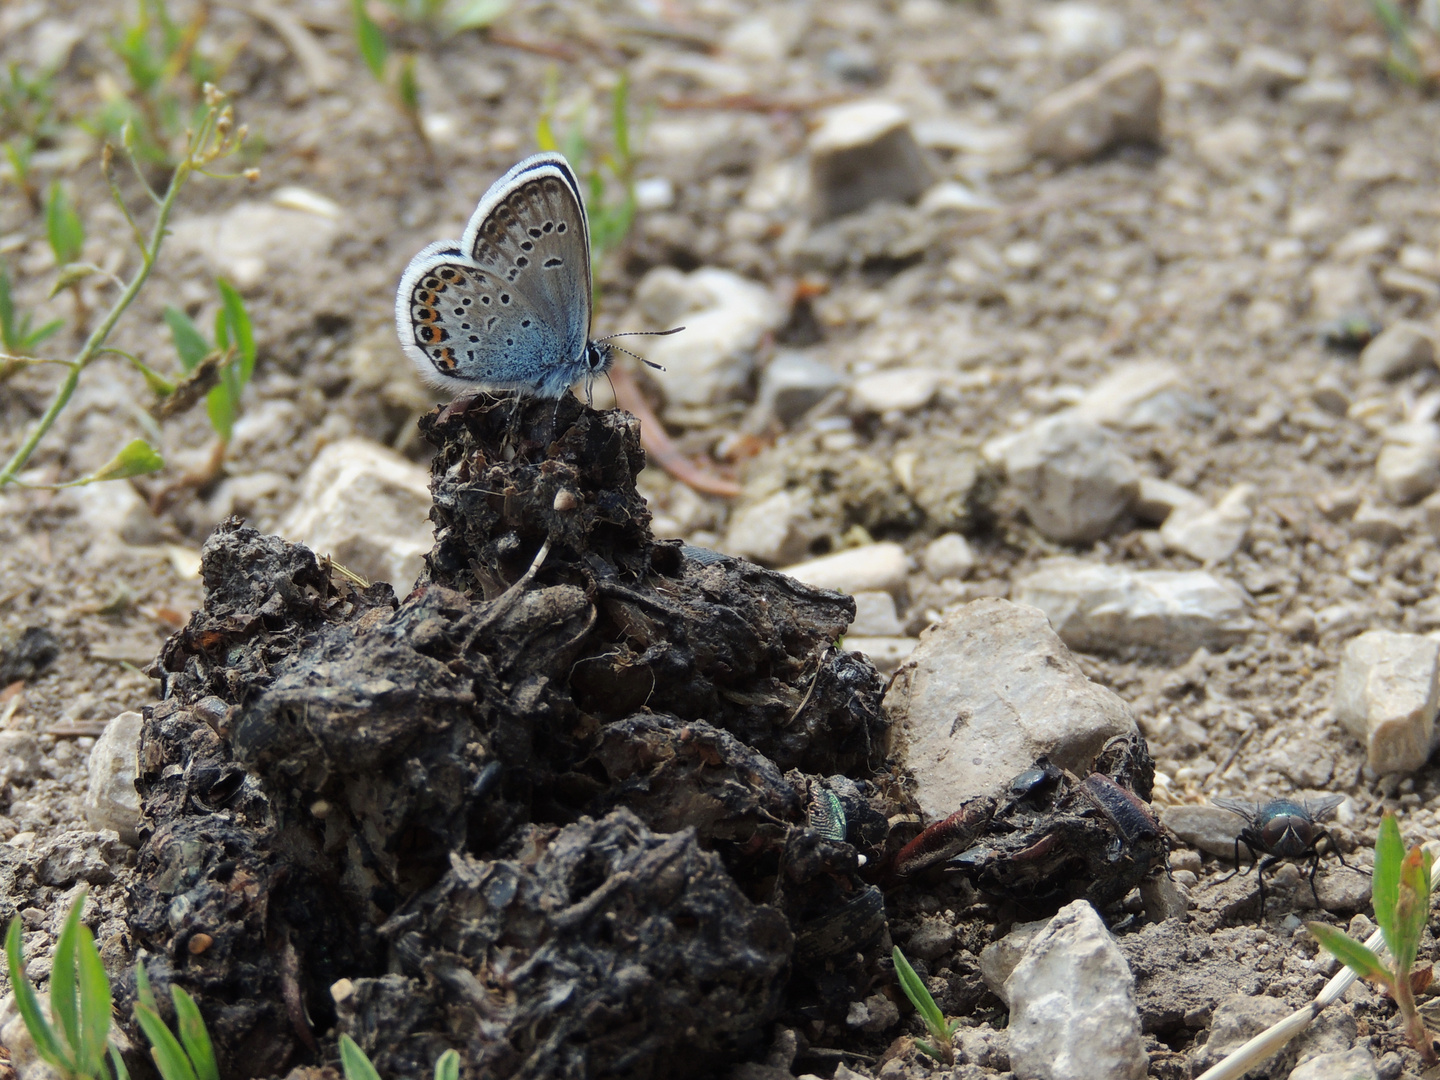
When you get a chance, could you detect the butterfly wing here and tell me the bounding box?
[462,153,594,397]
[395,153,595,398]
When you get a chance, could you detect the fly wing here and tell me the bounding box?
[1305,793,1346,821]
[1211,797,1258,822]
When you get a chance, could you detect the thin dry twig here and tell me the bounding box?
[609,363,740,498]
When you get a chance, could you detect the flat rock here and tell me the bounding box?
[84,710,143,846]
[279,437,432,590]
[632,267,786,410]
[1027,49,1162,163]
[1358,320,1436,381]
[886,598,1138,819]
[1234,45,1308,93]
[170,200,340,292]
[1188,995,1295,1076]
[1001,415,1140,543]
[807,100,933,221]
[1071,360,1183,427]
[1005,900,1147,1080]
[1287,1048,1378,1080]
[781,542,909,596]
[1159,483,1256,562]
[1013,558,1254,657]
[1160,804,1246,858]
[1134,476,1203,525]
[1333,629,1440,773]
[980,918,1051,1002]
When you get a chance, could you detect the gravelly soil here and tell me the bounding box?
[4,0,1440,1076]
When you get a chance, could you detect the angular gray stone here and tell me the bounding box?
[1160,804,1248,859]
[1376,422,1440,503]
[1002,415,1140,543]
[921,532,975,580]
[1134,476,1202,525]
[1159,483,1255,563]
[1234,45,1308,93]
[631,267,786,410]
[808,101,933,221]
[1027,49,1162,163]
[1358,320,1436,381]
[279,437,432,589]
[1189,995,1294,1076]
[84,710,143,846]
[1333,629,1440,774]
[980,918,1051,1002]
[1012,558,1254,657]
[1005,900,1147,1080]
[904,917,957,962]
[757,351,844,425]
[849,591,903,636]
[886,598,1138,819]
[723,489,812,565]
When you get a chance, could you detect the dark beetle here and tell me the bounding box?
[1212,794,1363,917]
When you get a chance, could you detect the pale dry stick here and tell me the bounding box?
[1195,840,1440,1080]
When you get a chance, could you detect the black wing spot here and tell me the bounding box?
[516,256,528,268]
[487,317,498,329]
[521,241,534,251]
[521,319,531,328]
[453,308,465,316]
[543,221,554,233]
[469,335,479,342]
[556,222,567,233]
[461,323,471,330]
[462,297,472,306]
[423,277,439,289]
[438,268,458,281]
[481,296,491,305]
[529,227,542,238]
[543,258,563,268]
[500,293,511,304]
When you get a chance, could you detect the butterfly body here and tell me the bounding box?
[395,153,612,399]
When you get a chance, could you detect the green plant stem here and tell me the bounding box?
[0,149,192,487]
[1397,976,1439,1065]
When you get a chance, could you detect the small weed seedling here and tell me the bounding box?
[4,893,127,1080]
[535,69,640,278]
[893,946,959,1065]
[0,60,60,208]
[340,1034,460,1080]
[1308,812,1438,1065]
[161,278,256,445]
[0,261,63,363]
[0,84,252,490]
[1369,0,1440,87]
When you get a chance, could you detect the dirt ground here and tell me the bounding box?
[3,0,1440,1076]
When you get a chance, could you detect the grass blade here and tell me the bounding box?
[892,947,946,1037]
[5,916,72,1070]
[1374,812,1404,949]
[351,0,389,81]
[434,1048,460,1080]
[340,1034,384,1080]
[45,180,85,266]
[216,279,254,379]
[110,1041,133,1080]
[134,1003,199,1080]
[50,896,83,1067]
[77,921,115,1075]
[170,987,218,1080]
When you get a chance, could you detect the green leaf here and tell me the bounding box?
[110,1041,133,1080]
[395,53,420,115]
[69,438,165,484]
[215,278,254,381]
[1393,845,1431,972]
[170,987,218,1080]
[1374,812,1404,948]
[1308,922,1393,985]
[0,262,16,344]
[164,306,211,372]
[352,0,389,81]
[134,1003,199,1080]
[892,947,947,1042]
[45,180,85,266]
[135,960,161,1018]
[535,112,558,153]
[340,1034,385,1080]
[21,317,63,350]
[914,1039,941,1061]
[6,915,73,1071]
[445,0,508,31]
[434,1048,460,1080]
[77,920,115,1076]
[50,895,83,1067]
[205,376,235,442]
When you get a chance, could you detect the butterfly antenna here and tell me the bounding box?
[607,342,665,372]
[597,326,683,371]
